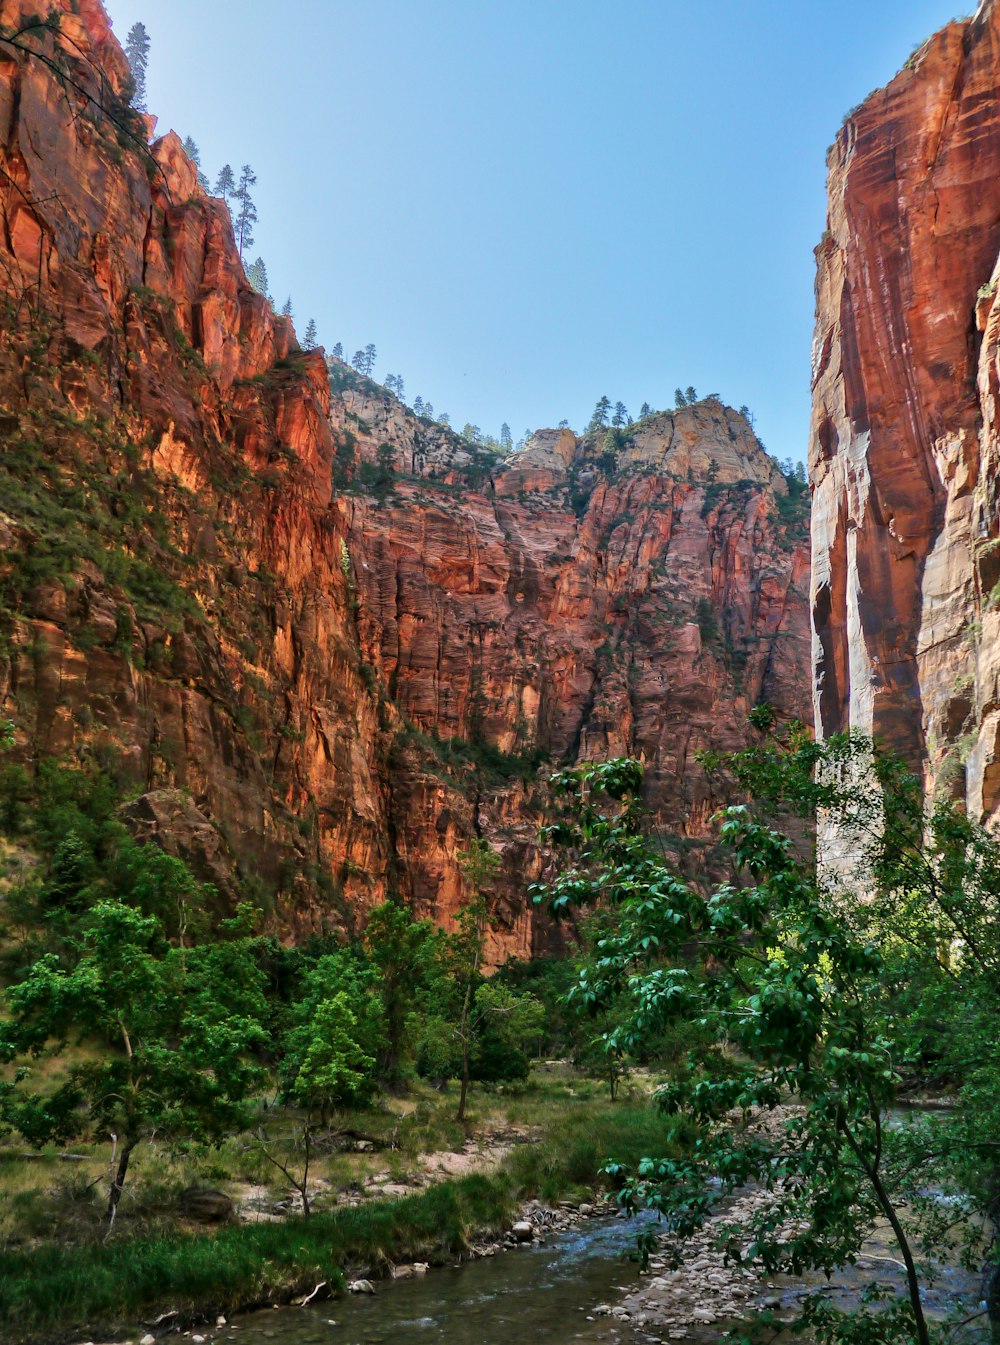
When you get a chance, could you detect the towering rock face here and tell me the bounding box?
[0,0,811,957]
[811,0,1000,817]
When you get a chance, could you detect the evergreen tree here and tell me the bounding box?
[124,22,150,113]
[674,388,685,408]
[639,402,652,419]
[438,411,450,426]
[304,318,318,349]
[246,256,269,297]
[281,296,293,318]
[351,349,366,373]
[612,401,629,428]
[685,385,698,404]
[384,374,397,395]
[500,423,513,452]
[181,137,209,190]
[331,341,344,361]
[557,419,570,429]
[363,342,377,376]
[588,396,611,432]
[395,375,405,402]
[413,396,424,417]
[423,401,434,421]
[214,164,236,204]
[234,164,258,260]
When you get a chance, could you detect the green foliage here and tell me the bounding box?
[0,1099,682,1341]
[0,902,268,1223]
[279,952,384,1114]
[394,722,544,791]
[695,596,720,646]
[534,741,1000,1345]
[364,901,444,1086]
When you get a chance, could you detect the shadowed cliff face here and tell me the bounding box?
[810,0,1000,816]
[0,0,811,956]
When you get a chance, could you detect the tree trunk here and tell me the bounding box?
[840,1120,931,1345]
[456,983,473,1122]
[104,1136,137,1235]
[300,1127,312,1218]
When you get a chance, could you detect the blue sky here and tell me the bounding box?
[103,1,969,463]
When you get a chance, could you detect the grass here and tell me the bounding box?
[0,1070,684,1344]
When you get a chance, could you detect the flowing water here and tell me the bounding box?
[214,1214,656,1345]
[211,1107,986,1345]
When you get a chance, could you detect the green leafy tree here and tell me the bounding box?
[235,163,258,259]
[214,163,235,203]
[0,902,268,1230]
[384,373,397,395]
[351,349,366,374]
[267,951,383,1216]
[685,385,698,404]
[535,740,1000,1345]
[639,402,652,419]
[331,341,344,361]
[364,900,442,1087]
[124,22,150,112]
[413,395,425,417]
[674,388,685,408]
[468,980,544,1083]
[411,841,502,1121]
[612,401,629,428]
[303,318,318,349]
[438,411,450,426]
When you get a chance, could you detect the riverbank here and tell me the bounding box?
[0,1077,681,1345]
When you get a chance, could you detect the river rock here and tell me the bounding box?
[393,1263,429,1279]
[511,1220,534,1241]
[179,1186,234,1223]
[139,1336,155,1345]
[348,1279,376,1295]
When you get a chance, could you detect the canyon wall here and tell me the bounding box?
[0,0,811,955]
[811,0,1000,820]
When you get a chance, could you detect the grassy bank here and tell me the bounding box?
[0,1094,682,1345]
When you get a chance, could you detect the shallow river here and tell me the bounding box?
[211,1107,986,1345]
[215,1214,655,1345]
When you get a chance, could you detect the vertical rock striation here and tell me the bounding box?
[811,0,1000,818]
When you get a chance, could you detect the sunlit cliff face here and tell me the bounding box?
[0,0,810,958]
[810,0,1000,825]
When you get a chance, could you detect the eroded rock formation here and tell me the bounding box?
[811,0,1000,820]
[0,0,811,955]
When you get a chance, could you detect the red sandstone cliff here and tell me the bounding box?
[0,0,811,955]
[811,0,1000,819]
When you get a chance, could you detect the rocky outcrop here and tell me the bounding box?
[0,0,811,955]
[810,0,1000,818]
